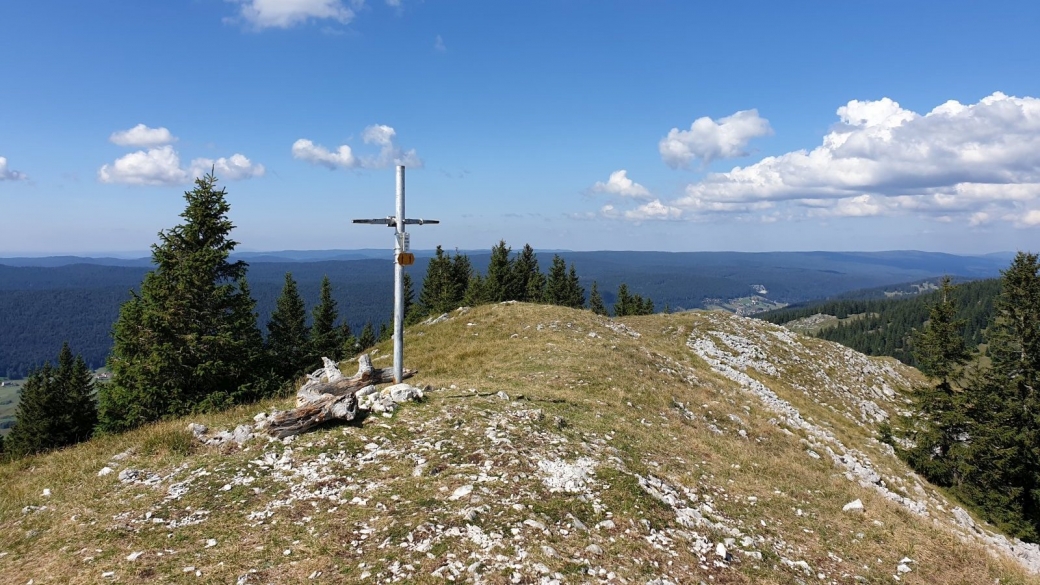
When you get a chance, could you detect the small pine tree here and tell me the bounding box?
[464,274,486,307]
[589,281,608,316]
[545,255,570,306]
[403,272,419,325]
[565,264,586,309]
[5,342,96,458]
[267,272,310,382]
[485,240,519,302]
[512,244,544,302]
[310,275,343,367]
[358,322,377,351]
[614,283,634,317]
[418,245,452,317]
[340,323,360,358]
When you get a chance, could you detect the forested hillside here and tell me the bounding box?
[0,250,1007,378]
[758,278,1000,366]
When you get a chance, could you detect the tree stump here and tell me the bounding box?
[264,354,416,439]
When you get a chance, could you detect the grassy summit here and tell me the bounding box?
[1,303,1036,584]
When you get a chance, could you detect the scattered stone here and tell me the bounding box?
[126,551,143,561]
[98,466,114,477]
[842,499,865,514]
[585,544,603,556]
[187,423,208,437]
[206,539,217,548]
[448,485,473,501]
[41,489,51,497]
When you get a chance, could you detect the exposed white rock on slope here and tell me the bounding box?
[687,311,1040,574]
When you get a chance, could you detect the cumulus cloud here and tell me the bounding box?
[109,124,176,148]
[661,92,1040,226]
[99,127,264,186]
[1017,210,1040,227]
[231,0,356,29]
[0,156,27,181]
[659,109,772,168]
[189,154,266,181]
[99,146,187,185]
[293,124,422,170]
[291,139,357,169]
[591,170,651,199]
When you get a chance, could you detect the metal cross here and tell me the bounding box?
[353,165,439,383]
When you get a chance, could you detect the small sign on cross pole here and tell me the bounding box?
[352,165,439,383]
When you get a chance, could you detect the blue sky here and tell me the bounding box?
[2,1,1040,255]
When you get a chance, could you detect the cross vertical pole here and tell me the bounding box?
[393,165,406,383]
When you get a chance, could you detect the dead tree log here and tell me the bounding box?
[264,354,417,438]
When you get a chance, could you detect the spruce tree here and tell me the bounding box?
[614,283,634,317]
[906,276,970,484]
[545,255,570,306]
[485,240,519,302]
[464,274,486,307]
[358,322,376,351]
[589,281,608,316]
[565,264,586,309]
[6,342,96,457]
[267,272,310,382]
[403,272,420,325]
[512,244,544,302]
[99,174,262,433]
[310,275,343,365]
[418,245,453,317]
[450,251,474,306]
[959,252,1040,540]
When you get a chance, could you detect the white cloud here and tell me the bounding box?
[0,156,27,181]
[294,124,422,170]
[434,35,446,52]
[292,139,357,169]
[99,128,264,185]
[623,199,683,221]
[189,154,266,181]
[231,0,356,29]
[591,170,651,199]
[659,109,772,168]
[670,92,1040,226]
[98,146,188,186]
[1018,209,1040,227]
[109,124,176,148]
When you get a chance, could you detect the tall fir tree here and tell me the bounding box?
[358,322,377,351]
[512,244,544,302]
[545,255,570,306]
[310,275,343,366]
[588,281,608,316]
[484,240,520,302]
[99,174,263,433]
[418,245,453,316]
[565,264,586,309]
[959,252,1040,540]
[5,342,96,457]
[614,283,635,317]
[906,276,971,484]
[463,274,487,307]
[267,272,310,382]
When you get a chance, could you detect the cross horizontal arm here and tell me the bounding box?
[402,219,440,225]
[352,218,395,225]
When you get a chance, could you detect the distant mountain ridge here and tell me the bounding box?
[0,250,1009,380]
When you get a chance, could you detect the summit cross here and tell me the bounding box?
[352,165,439,383]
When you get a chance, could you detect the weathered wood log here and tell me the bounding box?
[264,354,418,438]
[266,392,358,439]
[296,354,416,407]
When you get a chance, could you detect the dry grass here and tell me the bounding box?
[0,303,1035,584]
